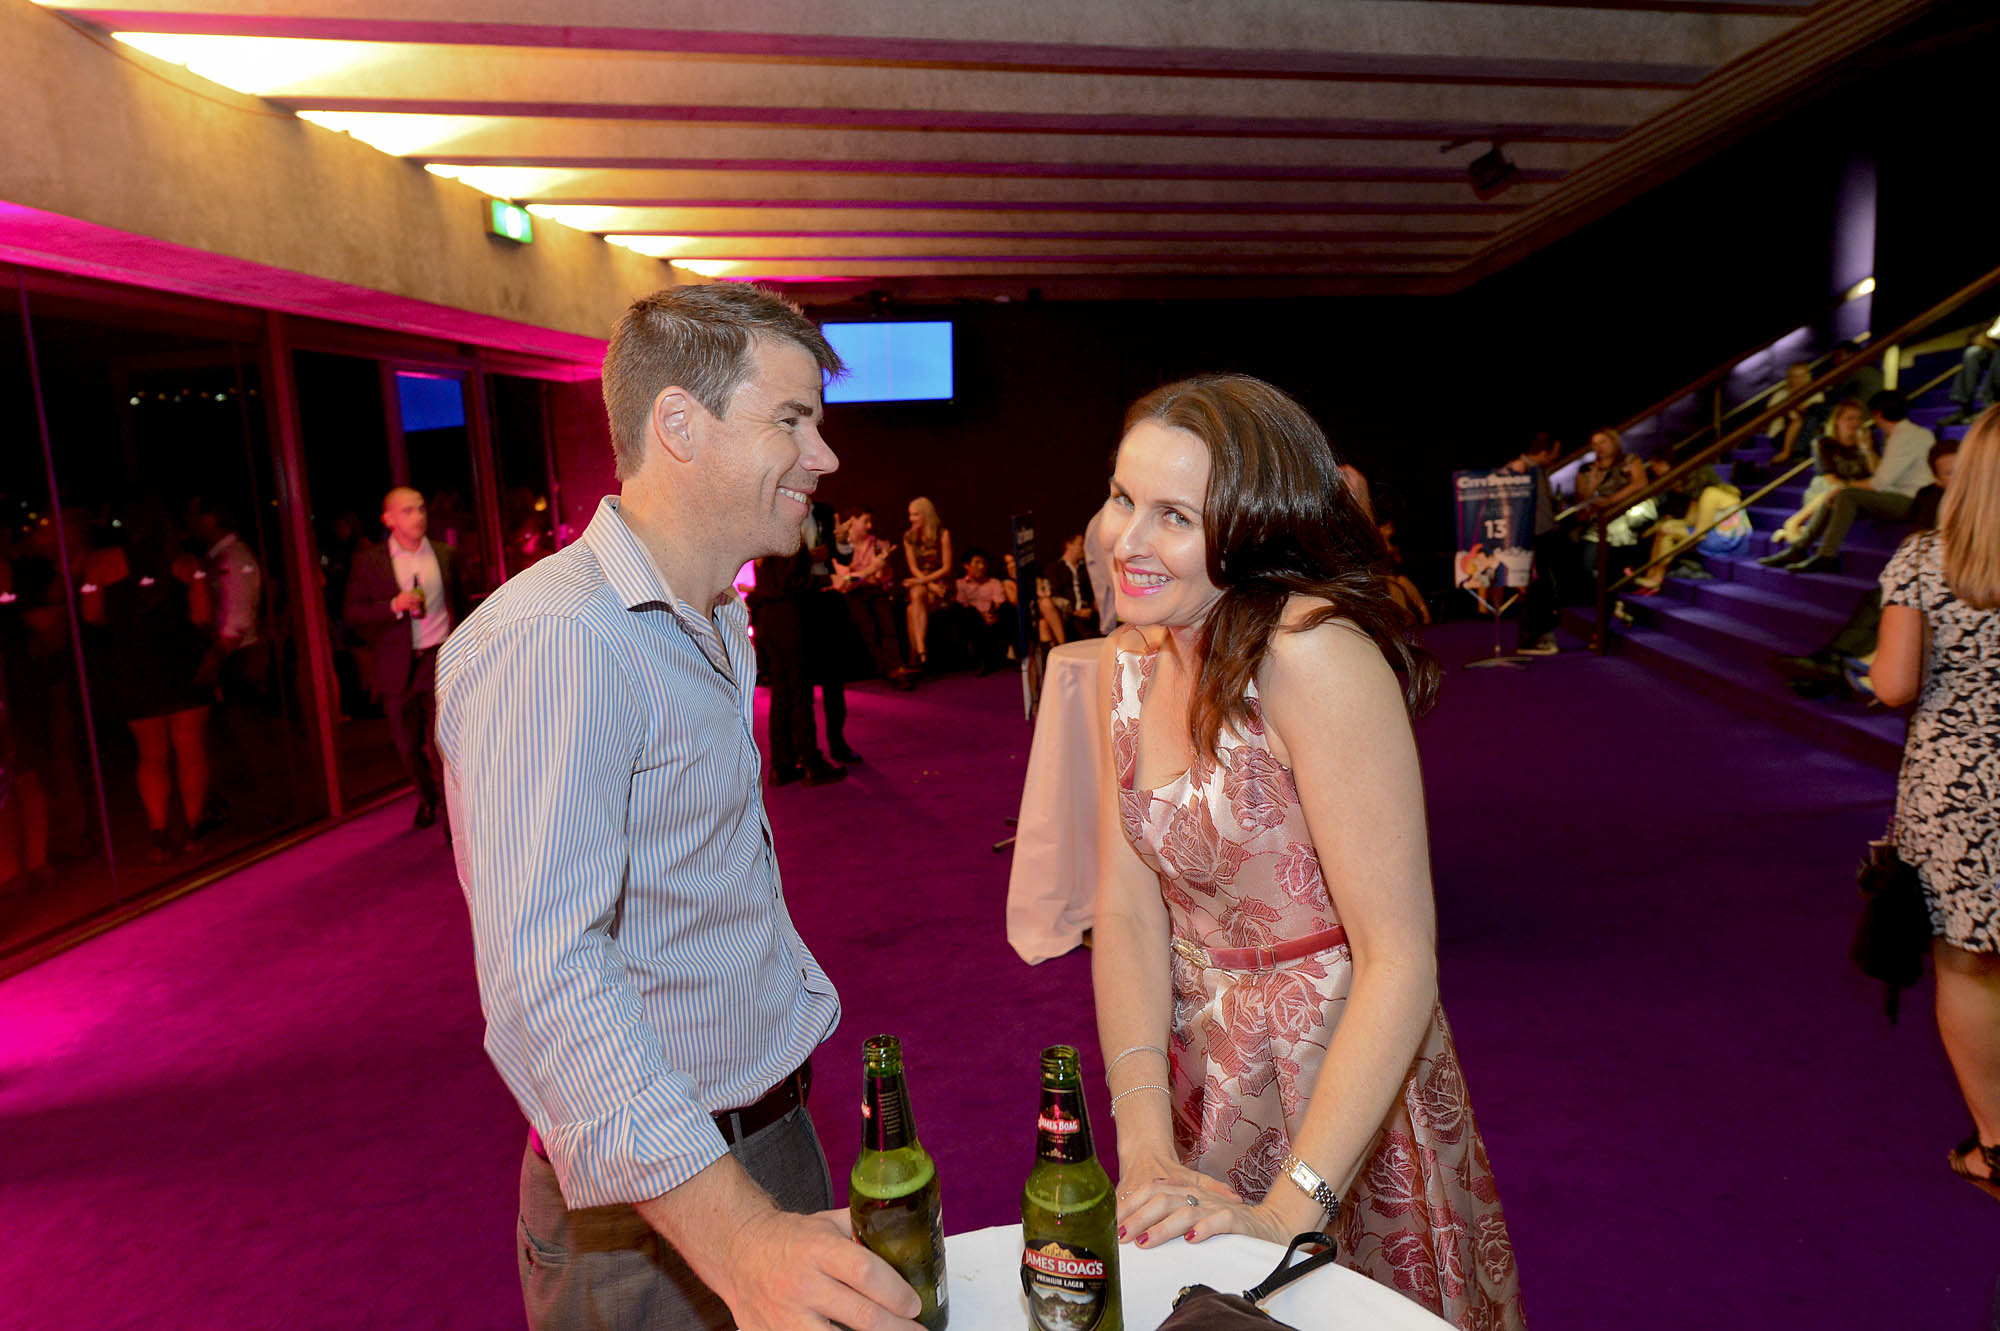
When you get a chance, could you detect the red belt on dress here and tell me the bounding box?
[1172,925,1348,972]
[528,1058,813,1161]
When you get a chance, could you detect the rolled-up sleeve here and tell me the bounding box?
[444,613,729,1208]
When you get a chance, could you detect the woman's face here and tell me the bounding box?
[1101,420,1223,631]
[1832,405,1864,445]
[906,504,923,532]
[1590,431,1618,461]
[852,512,873,540]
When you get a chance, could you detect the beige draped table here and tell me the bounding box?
[1006,639,1109,964]
[940,1226,1452,1330]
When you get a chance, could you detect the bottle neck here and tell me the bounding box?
[1034,1082,1094,1164]
[862,1070,914,1152]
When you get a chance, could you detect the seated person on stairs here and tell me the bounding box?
[1760,390,1934,575]
[1631,466,1752,592]
[1766,361,1823,468]
[1768,399,1877,552]
[1771,437,1957,700]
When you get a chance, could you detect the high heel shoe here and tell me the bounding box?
[1949,1135,2000,1201]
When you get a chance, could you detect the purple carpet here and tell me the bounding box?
[2,621,1993,1329]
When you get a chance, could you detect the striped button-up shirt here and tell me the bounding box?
[437,495,839,1210]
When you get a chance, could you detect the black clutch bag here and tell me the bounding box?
[1850,832,1930,1024]
[1157,1232,1341,1331]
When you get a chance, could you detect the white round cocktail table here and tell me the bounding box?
[938,1224,1451,1331]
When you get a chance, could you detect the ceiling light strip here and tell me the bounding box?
[56,13,1714,88]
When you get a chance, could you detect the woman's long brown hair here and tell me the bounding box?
[1124,374,1440,760]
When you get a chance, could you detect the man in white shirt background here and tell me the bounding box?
[344,486,466,830]
[1774,388,1935,575]
[188,496,266,696]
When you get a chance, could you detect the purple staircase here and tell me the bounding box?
[1562,348,1972,772]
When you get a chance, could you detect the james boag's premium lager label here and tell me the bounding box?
[1020,1045,1120,1331]
[1022,1239,1111,1331]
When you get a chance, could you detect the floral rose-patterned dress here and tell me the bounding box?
[1112,646,1526,1329]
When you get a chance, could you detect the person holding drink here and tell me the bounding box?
[438,286,924,1331]
[1089,374,1526,1328]
[344,485,466,832]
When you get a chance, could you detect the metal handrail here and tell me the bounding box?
[1545,291,1860,485]
[1591,260,2000,649]
[1602,359,1965,597]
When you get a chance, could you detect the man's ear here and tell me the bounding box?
[652,388,697,463]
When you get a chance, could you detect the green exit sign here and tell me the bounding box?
[487,200,534,244]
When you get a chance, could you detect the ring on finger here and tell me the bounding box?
[1185,1193,1200,1207]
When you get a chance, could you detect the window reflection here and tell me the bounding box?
[491,374,558,576]
[0,277,574,967]
[22,284,312,914]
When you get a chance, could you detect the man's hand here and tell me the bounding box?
[639,1153,922,1331]
[718,1207,923,1331]
[391,588,424,615]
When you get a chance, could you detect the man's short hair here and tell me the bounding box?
[1867,389,1909,422]
[963,547,991,566]
[601,285,845,480]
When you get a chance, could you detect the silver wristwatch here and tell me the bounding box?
[1279,1151,1341,1218]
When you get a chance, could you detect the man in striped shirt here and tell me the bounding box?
[438,286,923,1331]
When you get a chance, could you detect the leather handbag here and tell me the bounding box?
[1157,1232,1341,1331]
[1850,829,1930,1024]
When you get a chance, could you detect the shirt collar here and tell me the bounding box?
[583,495,744,632]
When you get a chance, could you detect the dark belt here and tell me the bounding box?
[529,1058,813,1161]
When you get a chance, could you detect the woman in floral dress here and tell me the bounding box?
[1092,374,1525,1328]
[1873,407,2000,1200]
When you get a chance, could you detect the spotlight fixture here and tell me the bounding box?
[1466,143,1522,201]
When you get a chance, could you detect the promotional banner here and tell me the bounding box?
[1452,469,1536,590]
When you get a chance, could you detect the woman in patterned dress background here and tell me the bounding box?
[1873,406,2000,1200]
[1090,374,1525,1328]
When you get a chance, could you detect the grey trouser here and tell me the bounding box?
[1809,487,1912,558]
[517,1106,833,1331]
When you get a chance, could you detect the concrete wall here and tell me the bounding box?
[0,0,673,355]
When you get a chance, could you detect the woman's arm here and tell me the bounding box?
[1140,616,1439,1247]
[1089,633,1194,1216]
[1602,464,1651,512]
[1871,604,1923,707]
[1270,618,1438,1200]
[930,530,955,586]
[1574,465,1601,504]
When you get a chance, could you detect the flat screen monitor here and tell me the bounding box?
[821,321,953,404]
[395,371,467,432]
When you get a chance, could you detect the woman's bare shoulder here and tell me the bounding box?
[1263,600,1393,690]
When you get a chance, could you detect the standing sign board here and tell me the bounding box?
[1452,470,1536,593]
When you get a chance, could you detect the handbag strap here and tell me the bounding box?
[1243,1232,1341,1304]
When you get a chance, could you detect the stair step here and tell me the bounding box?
[1561,606,1906,771]
[1678,578,1846,641]
[1740,509,1907,555]
[1622,597,1819,663]
[1707,554,1879,614]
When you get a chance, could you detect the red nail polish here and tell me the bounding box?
[1135,1233,1149,1247]
[1187,1229,1199,1241]
[1117,1226,1126,1239]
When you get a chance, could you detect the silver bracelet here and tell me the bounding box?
[1104,1044,1167,1083]
[1108,1083,1169,1118]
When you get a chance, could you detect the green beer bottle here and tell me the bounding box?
[1020,1045,1121,1331]
[850,1034,949,1330]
